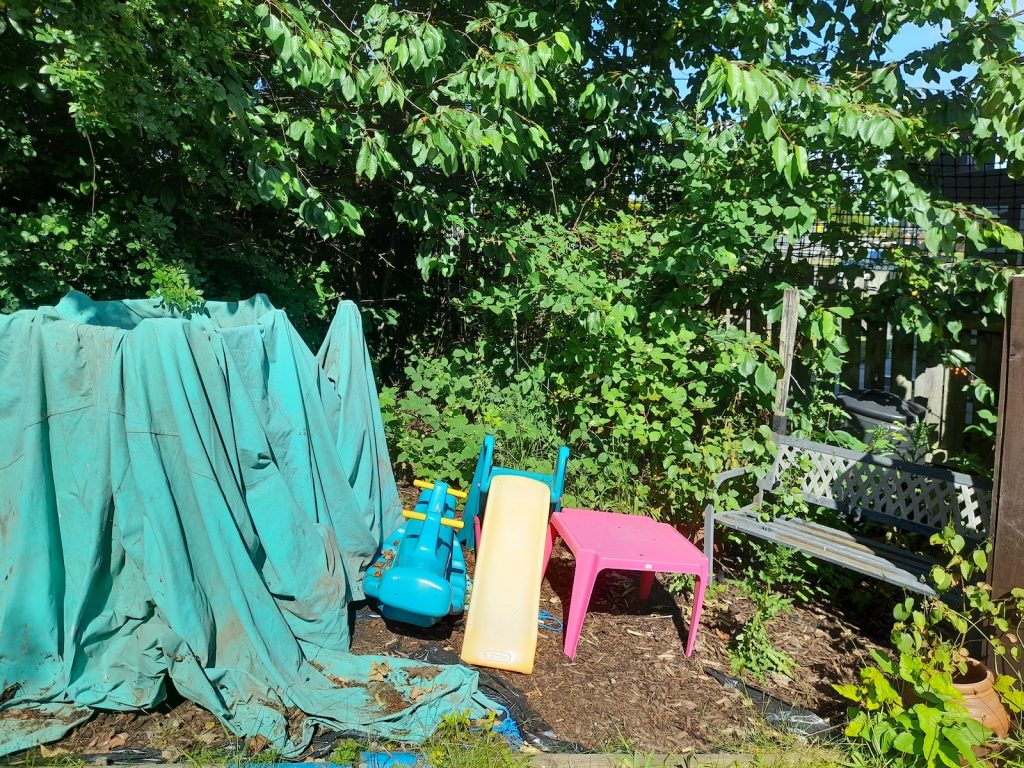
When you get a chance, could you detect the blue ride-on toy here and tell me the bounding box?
[363,480,468,627]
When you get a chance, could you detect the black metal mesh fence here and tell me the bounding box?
[777,154,1024,269]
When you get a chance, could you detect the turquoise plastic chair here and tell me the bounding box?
[458,435,570,550]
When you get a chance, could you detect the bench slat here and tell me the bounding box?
[716,508,936,595]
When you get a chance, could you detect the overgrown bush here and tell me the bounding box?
[838,531,1024,767]
[381,215,782,523]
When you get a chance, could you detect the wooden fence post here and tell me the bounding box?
[772,288,800,435]
[989,276,1024,672]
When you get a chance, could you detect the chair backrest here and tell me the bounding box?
[762,434,991,539]
[488,446,571,511]
[460,435,496,550]
[459,437,571,550]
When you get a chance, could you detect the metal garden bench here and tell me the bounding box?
[703,434,992,595]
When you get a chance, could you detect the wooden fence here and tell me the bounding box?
[839,317,1003,457]
[741,309,1003,458]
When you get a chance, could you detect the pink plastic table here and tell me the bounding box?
[542,508,709,660]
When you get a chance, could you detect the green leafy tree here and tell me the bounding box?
[2,0,1023,496]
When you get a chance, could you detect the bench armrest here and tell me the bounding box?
[703,466,760,583]
[713,465,756,490]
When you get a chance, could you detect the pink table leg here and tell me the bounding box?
[563,552,600,660]
[685,573,707,657]
[543,523,558,573]
[638,571,656,601]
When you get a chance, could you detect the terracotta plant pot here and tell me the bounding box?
[902,658,1011,763]
[952,659,1010,741]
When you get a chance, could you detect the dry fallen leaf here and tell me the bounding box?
[105,734,127,750]
[40,745,70,758]
[248,734,270,754]
[368,661,390,683]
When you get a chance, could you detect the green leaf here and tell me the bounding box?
[726,63,743,100]
[924,227,943,254]
[261,13,286,43]
[754,362,776,394]
[356,140,370,177]
[913,704,940,757]
[772,136,789,173]
[892,731,916,753]
[972,549,987,571]
[553,31,571,51]
[833,684,859,701]
[793,144,808,177]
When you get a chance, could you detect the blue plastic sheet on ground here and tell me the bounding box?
[0,292,496,758]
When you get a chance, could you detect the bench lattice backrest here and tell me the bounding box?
[764,434,991,539]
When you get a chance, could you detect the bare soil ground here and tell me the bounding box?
[20,487,892,760]
[349,541,887,753]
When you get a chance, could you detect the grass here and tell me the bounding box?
[6,749,86,768]
[424,712,530,768]
[726,721,846,768]
[180,742,282,767]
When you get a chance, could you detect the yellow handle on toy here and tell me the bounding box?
[402,509,465,530]
[413,479,467,500]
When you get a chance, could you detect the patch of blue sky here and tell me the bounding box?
[671,2,1022,94]
[884,21,977,90]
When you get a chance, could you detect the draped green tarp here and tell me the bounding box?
[0,292,494,758]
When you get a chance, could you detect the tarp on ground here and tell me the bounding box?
[0,292,495,758]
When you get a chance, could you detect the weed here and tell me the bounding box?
[7,748,86,768]
[424,711,529,768]
[330,738,363,765]
[599,730,641,754]
[727,588,796,681]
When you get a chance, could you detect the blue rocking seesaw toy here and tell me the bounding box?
[363,479,468,627]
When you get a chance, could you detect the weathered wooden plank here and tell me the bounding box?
[942,333,971,455]
[913,343,947,436]
[989,276,1024,676]
[772,288,800,434]
[841,317,863,390]
[136,755,810,768]
[890,330,915,399]
[532,753,758,768]
[967,329,1005,455]
[748,307,766,339]
[862,320,888,390]
[974,330,1004,398]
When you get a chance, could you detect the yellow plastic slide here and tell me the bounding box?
[460,474,551,674]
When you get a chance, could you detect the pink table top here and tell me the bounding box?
[552,508,706,573]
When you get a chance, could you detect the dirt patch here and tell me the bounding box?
[55,701,224,756]
[285,707,304,744]
[367,681,408,715]
[16,516,887,757]
[327,674,361,688]
[310,661,361,689]
[348,541,887,753]
[406,665,442,682]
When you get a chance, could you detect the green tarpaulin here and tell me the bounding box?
[0,292,494,758]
